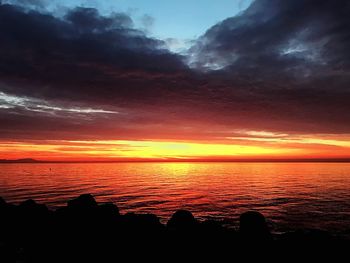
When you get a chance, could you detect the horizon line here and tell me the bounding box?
[2,158,350,163]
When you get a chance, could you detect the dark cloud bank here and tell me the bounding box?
[0,0,350,141]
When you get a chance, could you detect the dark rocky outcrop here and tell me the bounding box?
[67,194,97,210]
[239,211,271,242]
[167,209,198,230]
[0,194,346,262]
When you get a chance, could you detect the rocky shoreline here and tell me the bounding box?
[0,194,347,261]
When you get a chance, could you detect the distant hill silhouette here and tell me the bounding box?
[0,158,40,163]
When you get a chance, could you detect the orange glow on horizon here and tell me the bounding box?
[1,131,350,161]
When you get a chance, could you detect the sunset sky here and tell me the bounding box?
[1,0,350,161]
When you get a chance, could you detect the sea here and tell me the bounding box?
[1,162,350,237]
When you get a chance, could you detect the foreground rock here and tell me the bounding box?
[0,194,346,262]
[239,211,272,242]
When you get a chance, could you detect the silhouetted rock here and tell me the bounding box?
[124,213,163,233]
[0,196,6,207]
[201,220,225,233]
[98,202,120,218]
[67,194,97,210]
[239,211,271,241]
[0,197,16,222]
[18,199,50,223]
[0,194,346,262]
[19,199,48,212]
[167,210,198,230]
[279,229,334,244]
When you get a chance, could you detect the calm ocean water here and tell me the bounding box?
[1,162,350,236]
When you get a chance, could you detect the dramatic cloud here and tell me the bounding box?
[0,0,350,159]
[191,0,350,75]
[187,0,350,133]
[0,4,186,92]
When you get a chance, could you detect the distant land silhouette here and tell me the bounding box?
[0,158,41,163]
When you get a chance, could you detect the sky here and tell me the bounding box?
[0,0,350,161]
[2,0,253,51]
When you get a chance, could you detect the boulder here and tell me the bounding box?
[167,210,198,230]
[239,211,271,241]
[67,194,97,210]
